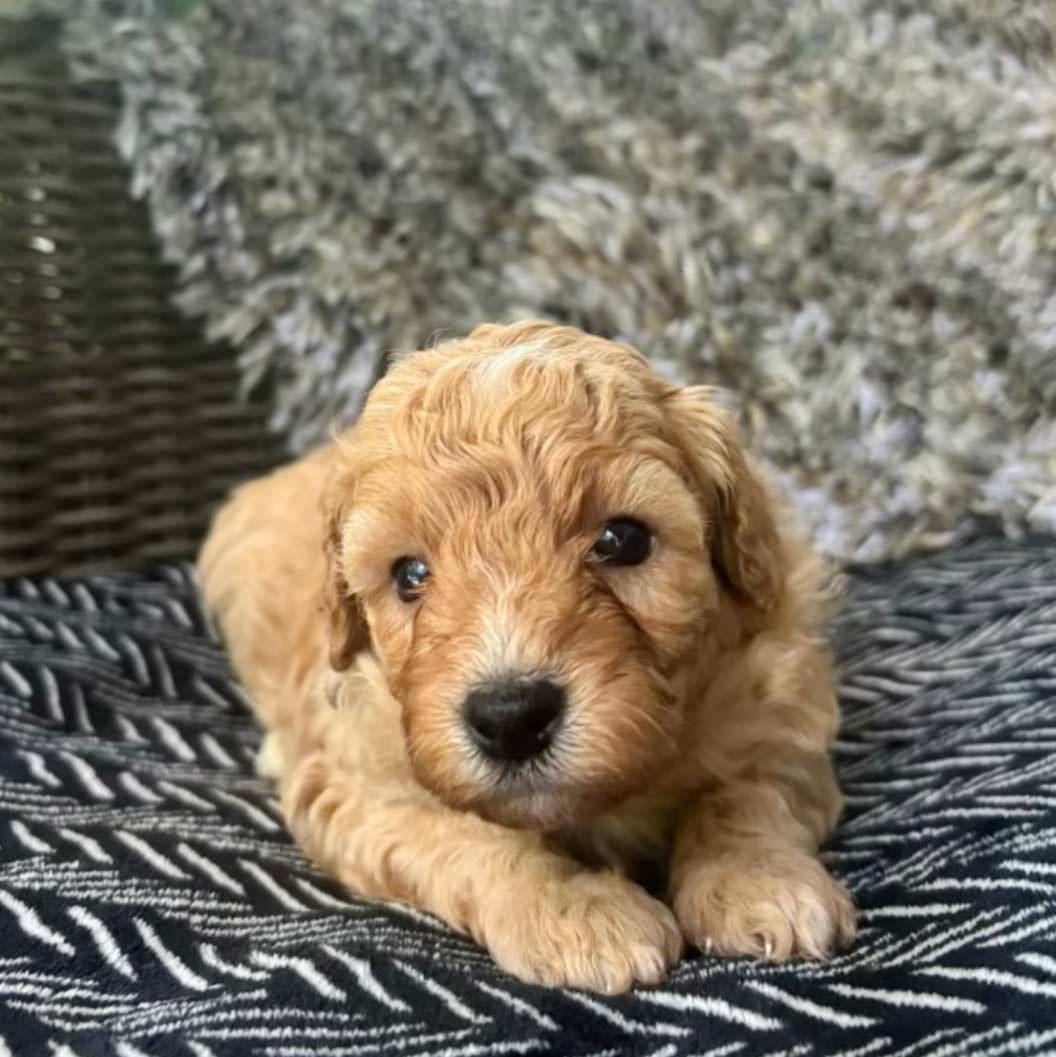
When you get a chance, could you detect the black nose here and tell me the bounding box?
[464,677,565,763]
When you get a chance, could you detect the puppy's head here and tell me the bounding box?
[323,322,784,829]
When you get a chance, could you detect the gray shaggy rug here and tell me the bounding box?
[49,0,1056,562]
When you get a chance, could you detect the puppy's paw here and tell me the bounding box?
[483,871,684,993]
[674,851,856,961]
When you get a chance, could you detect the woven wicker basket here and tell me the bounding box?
[0,18,275,577]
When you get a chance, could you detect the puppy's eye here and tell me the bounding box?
[591,518,651,567]
[392,556,429,602]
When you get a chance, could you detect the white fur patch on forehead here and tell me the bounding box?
[469,340,561,392]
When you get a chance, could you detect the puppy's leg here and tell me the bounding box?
[284,752,683,993]
[671,641,856,960]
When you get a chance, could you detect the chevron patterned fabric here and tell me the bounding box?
[1,536,1055,1055]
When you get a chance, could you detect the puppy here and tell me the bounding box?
[198,321,855,993]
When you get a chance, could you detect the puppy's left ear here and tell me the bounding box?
[664,385,785,612]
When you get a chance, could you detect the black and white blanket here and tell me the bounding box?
[1,535,1055,1056]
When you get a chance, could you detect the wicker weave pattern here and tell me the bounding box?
[0,26,275,576]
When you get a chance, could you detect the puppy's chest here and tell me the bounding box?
[554,789,688,889]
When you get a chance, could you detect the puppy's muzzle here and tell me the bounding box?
[464,675,565,764]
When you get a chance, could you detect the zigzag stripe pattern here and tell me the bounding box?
[1,539,1055,1055]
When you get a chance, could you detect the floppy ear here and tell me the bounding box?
[321,468,371,672]
[664,385,785,612]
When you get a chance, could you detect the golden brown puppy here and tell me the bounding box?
[199,321,855,993]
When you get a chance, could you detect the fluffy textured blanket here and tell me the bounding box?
[53,0,1056,561]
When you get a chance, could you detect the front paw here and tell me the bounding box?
[673,851,856,961]
[482,871,684,993]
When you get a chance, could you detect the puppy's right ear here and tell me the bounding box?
[322,471,371,672]
[663,385,785,614]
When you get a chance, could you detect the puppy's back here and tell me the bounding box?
[198,445,336,726]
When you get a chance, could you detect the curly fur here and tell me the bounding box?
[199,322,855,992]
